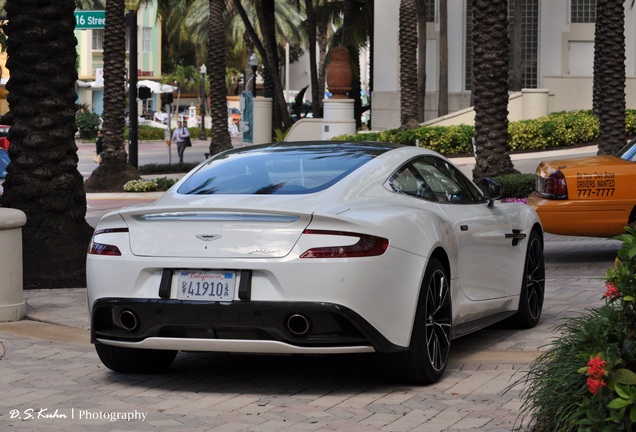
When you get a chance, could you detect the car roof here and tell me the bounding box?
[221,140,406,156]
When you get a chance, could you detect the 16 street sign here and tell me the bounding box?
[74,11,105,30]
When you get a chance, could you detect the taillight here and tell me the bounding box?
[299,229,389,258]
[88,228,128,256]
[88,242,122,256]
[535,170,568,199]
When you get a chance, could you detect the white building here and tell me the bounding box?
[372,0,636,130]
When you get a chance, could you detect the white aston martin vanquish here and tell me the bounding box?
[87,141,544,384]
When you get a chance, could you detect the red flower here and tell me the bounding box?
[587,376,606,395]
[586,356,607,379]
[603,282,621,300]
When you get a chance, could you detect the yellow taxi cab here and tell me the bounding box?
[527,139,636,237]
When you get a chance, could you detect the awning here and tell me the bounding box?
[76,80,103,89]
[137,80,176,94]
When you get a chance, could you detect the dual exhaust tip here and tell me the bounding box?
[118,310,312,337]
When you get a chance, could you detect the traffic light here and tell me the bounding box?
[162,92,173,105]
[138,86,151,100]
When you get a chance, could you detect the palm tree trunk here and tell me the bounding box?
[1,0,94,287]
[594,0,626,155]
[305,0,322,118]
[471,0,517,183]
[84,0,140,192]
[511,0,523,91]
[399,0,419,129]
[232,0,292,130]
[208,0,232,155]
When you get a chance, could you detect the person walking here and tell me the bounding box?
[172,121,191,164]
[93,130,103,163]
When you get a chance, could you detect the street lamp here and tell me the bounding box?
[249,53,258,97]
[199,64,207,140]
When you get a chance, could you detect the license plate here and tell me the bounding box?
[176,270,236,301]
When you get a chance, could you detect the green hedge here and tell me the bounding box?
[492,173,535,199]
[335,110,636,157]
[124,125,210,141]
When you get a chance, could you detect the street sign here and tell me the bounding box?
[74,11,105,30]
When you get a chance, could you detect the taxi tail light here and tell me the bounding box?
[299,229,389,258]
[538,170,568,199]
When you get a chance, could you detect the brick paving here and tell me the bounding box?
[0,232,617,431]
[0,144,618,431]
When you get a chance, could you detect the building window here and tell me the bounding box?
[571,0,596,23]
[426,0,435,22]
[507,0,539,89]
[464,0,539,91]
[92,29,104,51]
[142,27,152,53]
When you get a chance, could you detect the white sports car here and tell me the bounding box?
[87,141,545,384]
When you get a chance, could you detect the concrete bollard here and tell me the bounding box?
[0,207,26,322]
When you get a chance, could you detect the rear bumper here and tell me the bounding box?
[91,298,404,354]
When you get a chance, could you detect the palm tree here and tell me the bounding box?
[232,0,292,130]
[84,0,140,192]
[305,0,322,118]
[471,0,517,183]
[75,0,105,8]
[207,0,232,155]
[399,0,418,129]
[594,0,627,155]
[0,0,93,287]
[163,65,201,116]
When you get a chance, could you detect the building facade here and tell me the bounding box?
[75,5,162,116]
[372,0,636,130]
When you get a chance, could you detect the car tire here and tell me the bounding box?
[95,343,177,373]
[508,230,545,329]
[376,258,452,384]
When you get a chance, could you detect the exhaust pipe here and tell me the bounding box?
[119,310,139,331]
[287,314,311,336]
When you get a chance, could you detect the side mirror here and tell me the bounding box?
[482,178,502,207]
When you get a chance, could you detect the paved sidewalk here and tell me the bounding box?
[0,143,618,430]
[0,233,618,431]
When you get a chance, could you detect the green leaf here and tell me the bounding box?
[612,369,636,385]
[607,397,632,409]
[629,245,636,259]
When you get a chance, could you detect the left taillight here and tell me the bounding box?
[299,229,389,258]
[535,169,568,199]
[88,228,129,256]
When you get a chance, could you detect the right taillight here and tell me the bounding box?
[535,170,568,199]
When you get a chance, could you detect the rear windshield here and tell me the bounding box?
[177,145,383,195]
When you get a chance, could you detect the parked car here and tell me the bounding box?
[87,141,545,384]
[0,125,10,152]
[528,138,636,237]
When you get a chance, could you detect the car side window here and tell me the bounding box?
[389,156,484,204]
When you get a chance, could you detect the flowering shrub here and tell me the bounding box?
[519,226,636,431]
[123,179,158,192]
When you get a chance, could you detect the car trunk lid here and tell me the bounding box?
[121,208,312,258]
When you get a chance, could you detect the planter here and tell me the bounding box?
[326,46,352,99]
